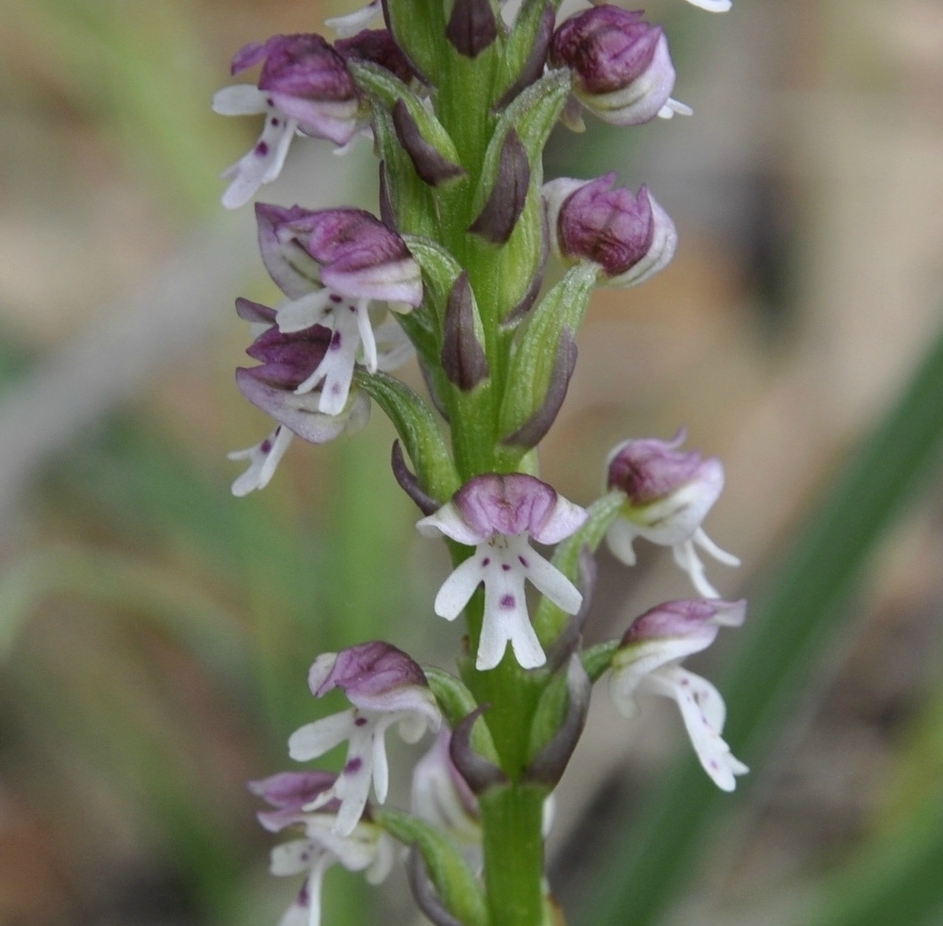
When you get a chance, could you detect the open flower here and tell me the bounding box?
[256,204,423,415]
[288,642,441,836]
[605,431,739,597]
[549,7,690,127]
[609,598,748,791]
[417,474,588,671]
[213,34,362,208]
[544,173,677,287]
[250,771,395,926]
[228,298,370,495]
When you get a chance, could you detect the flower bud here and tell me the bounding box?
[549,7,680,126]
[544,173,677,287]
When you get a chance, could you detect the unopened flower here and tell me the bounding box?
[605,432,739,597]
[610,598,748,791]
[544,173,677,287]
[417,474,587,671]
[256,204,423,415]
[411,731,481,858]
[228,298,370,495]
[250,771,395,926]
[549,7,690,127]
[213,34,360,209]
[288,642,441,836]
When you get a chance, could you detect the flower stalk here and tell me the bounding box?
[217,1,744,924]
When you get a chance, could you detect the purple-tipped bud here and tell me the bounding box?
[549,7,678,126]
[445,0,498,59]
[468,130,530,244]
[544,174,677,287]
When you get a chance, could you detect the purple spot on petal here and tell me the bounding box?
[344,757,363,775]
[500,594,516,609]
[270,117,280,126]
[260,439,272,453]
[501,563,511,572]
[347,304,356,312]
[518,555,529,568]
[300,851,310,862]
[354,716,368,727]
[680,677,689,686]
[710,760,719,770]
[330,330,343,351]
[481,557,491,567]
[255,141,269,157]
[331,383,342,395]
[330,294,343,304]
[266,97,275,107]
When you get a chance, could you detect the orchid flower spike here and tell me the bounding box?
[544,173,677,288]
[417,474,588,671]
[609,598,748,791]
[255,204,423,416]
[213,34,361,209]
[549,7,690,127]
[250,771,395,926]
[605,431,740,597]
[288,642,441,836]
[228,298,370,495]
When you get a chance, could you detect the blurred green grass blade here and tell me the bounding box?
[582,320,943,926]
[802,786,943,926]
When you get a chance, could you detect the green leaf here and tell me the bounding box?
[497,262,598,448]
[581,320,943,926]
[350,61,465,176]
[376,807,489,926]
[356,370,460,504]
[382,0,449,87]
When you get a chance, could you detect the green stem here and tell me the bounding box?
[480,784,547,926]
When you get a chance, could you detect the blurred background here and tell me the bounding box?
[0,1,942,925]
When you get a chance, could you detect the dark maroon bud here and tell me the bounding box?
[392,100,467,186]
[441,272,490,391]
[391,440,440,515]
[468,130,530,244]
[502,329,577,448]
[449,706,509,795]
[407,847,465,926]
[335,28,415,85]
[525,656,592,787]
[445,0,498,59]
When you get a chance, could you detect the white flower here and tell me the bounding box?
[287,643,441,836]
[605,432,740,597]
[417,474,587,671]
[609,598,748,791]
